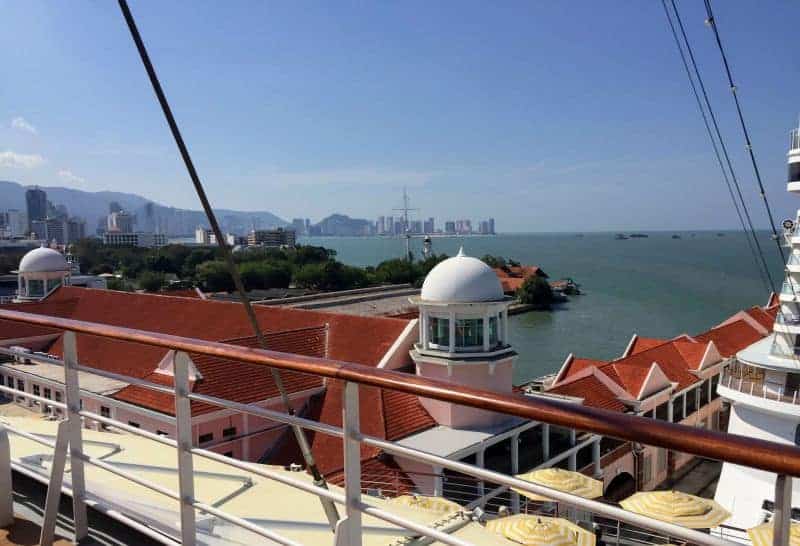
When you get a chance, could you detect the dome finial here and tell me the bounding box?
[456,246,465,257]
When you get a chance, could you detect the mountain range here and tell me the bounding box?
[0,180,287,236]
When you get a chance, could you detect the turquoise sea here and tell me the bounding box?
[300,232,785,384]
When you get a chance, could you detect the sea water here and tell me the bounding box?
[300,231,784,383]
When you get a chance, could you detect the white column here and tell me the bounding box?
[593,438,602,478]
[511,434,520,513]
[502,310,509,344]
[448,312,456,353]
[682,393,687,420]
[667,397,674,423]
[63,332,88,541]
[0,425,11,528]
[339,382,363,546]
[542,424,550,461]
[433,466,443,497]
[568,429,577,471]
[476,449,486,505]
[708,379,713,405]
[482,314,490,352]
[174,351,197,546]
[420,312,428,349]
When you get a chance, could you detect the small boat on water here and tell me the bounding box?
[614,233,628,240]
[629,233,649,238]
[671,234,682,239]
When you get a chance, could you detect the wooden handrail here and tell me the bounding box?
[2,307,800,478]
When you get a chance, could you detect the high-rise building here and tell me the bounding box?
[444,221,456,234]
[423,217,434,234]
[409,220,423,234]
[377,216,386,235]
[488,218,495,235]
[66,217,86,243]
[386,216,394,235]
[25,187,47,231]
[247,228,296,247]
[107,211,135,233]
[291,218,306,236]
[109,201,124,214]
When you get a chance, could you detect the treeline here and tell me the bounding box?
[71,239,449,293]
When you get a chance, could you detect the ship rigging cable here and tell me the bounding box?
[116,0,341,530]
[701,0,787,266]
[660,0,772,295]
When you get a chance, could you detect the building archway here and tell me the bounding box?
[604,472,636,503]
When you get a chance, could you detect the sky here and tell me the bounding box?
[1,0,798,232]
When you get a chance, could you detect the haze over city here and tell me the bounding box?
[1,1,799,231]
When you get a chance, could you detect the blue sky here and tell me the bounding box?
[1,1,798,232]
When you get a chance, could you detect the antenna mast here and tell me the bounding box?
[392,186,419,261]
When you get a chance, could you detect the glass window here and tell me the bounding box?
[27,279,44,297]
[101,406,111,418]
[489,316,499,347]
[33,385,40,396]
[7,376,13,387]
[43,388,51,400]
[16,379,23,391]
[223,426,237,438]
[455,318,483,349]
[55,392,62,402]
[128,421,140,428]
[199,432,214,444]
[428,317,450,347]
[46,278,62,293]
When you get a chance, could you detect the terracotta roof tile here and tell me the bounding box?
[744,306,775,331]
[548,375,626,412]
[694,318,765,358]
[628,337,667,355]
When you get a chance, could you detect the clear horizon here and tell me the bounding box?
[2,1,799,232]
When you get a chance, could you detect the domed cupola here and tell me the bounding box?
[15,246,71,301]
[409,247,516,429]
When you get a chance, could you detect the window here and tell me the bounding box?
[27,279,44,297]
[33,385,40,396]
[128,421,140,428]
[55,392,62,402]
[223,451,233,458]
[488,316,499,347]
[428,317,449,347]
[0,374,4,386]
[43,388,51,400]
[199,433,214,444]
[156,430,169,437]
[223,427,237,438]
[455,318,483,349]
[6,376,12,387]
[16,379,23,391]
[100,406,111,418]
[795,425,800,447]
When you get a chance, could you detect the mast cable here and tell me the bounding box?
[669,0,777,293]
[116,0,340,530]
[660,0,772,295]
[701,0,786,265]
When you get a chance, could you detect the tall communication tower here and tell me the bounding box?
[393,187,418,261]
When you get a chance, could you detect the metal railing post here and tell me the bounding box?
[174,351,197,545]
[39,421,70,546]
[335,381,362,546]
[63,331,88,540]
[773,475,792,546]
[0,424,12,528]
[511,433,520,513]
[568,429,577,471]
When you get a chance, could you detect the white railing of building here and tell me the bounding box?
[0,329,794,546]
[721,370,800,406]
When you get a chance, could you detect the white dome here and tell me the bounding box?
[18,247,70,274]
[421,248,504,302]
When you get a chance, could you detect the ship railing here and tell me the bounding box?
[787,254,800,266]
[720,370,800,406]
[791,128,800,152]
[769,338,800,358]
[0,309,798,546]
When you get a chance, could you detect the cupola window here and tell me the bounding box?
[428,317,450,347]
[455,318,483,349]
[489,316,499,347]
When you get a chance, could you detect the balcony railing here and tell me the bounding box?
[720,370,800,406]
[791,128,800,152]
[769,338,800,358]
[0,308,799,546]
[776,312,800,326]
[781,281,800,296]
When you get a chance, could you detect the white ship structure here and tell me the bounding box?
[714,123,800,536]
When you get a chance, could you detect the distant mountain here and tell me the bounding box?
[312,213,372,236]
[0,180,287,236]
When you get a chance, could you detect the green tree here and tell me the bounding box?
[137,271,165,292]
[196,260,235,292]
[481,255,506,268]
[106,277,129,291]
[239,262,292,290]
[517,276,553,306]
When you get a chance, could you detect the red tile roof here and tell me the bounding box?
[327,454,418,496]
[113,326,330,415]
[694,318,765,358]
[556,357,607,383]
[627,336,667,356]
[548,375,626,412]
[744,306,775,331]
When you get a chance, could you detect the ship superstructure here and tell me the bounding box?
[714,123,800,535]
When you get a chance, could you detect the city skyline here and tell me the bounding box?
[2,2,799,232]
